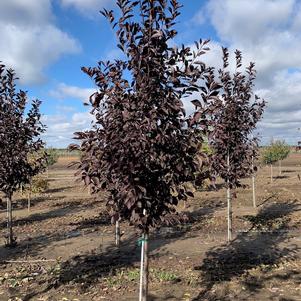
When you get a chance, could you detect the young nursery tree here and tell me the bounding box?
[208,48,265,241]
[70,1,218,299]
[0,64,46,246]
[46,148,59,170]
[262,140,289,182]
[274,140,290,175]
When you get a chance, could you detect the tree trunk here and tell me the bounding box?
[279,160,282,176]
[27,185,31,212]
[6,194,14,246]
[227,186,232,242]
[226,153,232,242]
[115,219,120,247]
[270,164,273,183]
[139,231,149,301]
[251,157,256,208]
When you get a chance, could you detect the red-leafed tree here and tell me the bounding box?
[70,0,219,299]
[0,64,47,246]
[208,48,265,242]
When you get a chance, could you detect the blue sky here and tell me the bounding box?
[1,0,301,147]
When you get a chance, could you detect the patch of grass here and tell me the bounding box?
[104,268,140,288]
[151,268,180,282]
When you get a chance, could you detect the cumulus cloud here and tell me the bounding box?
[60,0,113,16]
[0,0,81,85]
[50,83,96,102]
[192,0,301,144]
[42,112,94,148]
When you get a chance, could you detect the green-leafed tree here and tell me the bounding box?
[262,140,290,182]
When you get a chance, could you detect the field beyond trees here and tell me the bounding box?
[0,154,301,301]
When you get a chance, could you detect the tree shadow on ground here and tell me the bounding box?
[69,211,111,231]
[0,201,83,229]
[46,186,74,194]
[18,201,222,300]
[193,199,301,300]
[16,195,65,211]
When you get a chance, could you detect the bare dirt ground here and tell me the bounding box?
[0,154,301,301]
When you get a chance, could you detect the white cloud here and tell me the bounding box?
[194,0,301,144]
[50,83,96,102]
[0,0,81,85]
[42,112,94,148]
[60,0,113,16]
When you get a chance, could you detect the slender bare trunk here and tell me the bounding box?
[6,194,13,246]
[251,157,256,208]
[139,230,149,301]
[279,160,282,176]
[27,185,31,212]
[270,164,273,183]
[142,231,149,301]
[227,153,232,242]
[115,219,120,247]
[227,186,232,242]
[139,233,145,301]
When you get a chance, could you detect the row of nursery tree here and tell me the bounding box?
[0,1,293,300]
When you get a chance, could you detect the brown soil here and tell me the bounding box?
[0,154,301,301]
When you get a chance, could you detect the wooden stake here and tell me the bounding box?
[270,164,273,183]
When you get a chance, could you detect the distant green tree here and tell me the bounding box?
[46,148,59,167]
[274,140,290,175]
[262,140,290,182]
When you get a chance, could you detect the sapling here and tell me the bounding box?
[71,0,217,299]
[208,48,265,241]
[274,140,290,175]
[0,64,46,246]
[262,140,289,182]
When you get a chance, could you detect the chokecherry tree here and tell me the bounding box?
[0,64,46,246]
[208,48,265,241]
[70,0,219,299]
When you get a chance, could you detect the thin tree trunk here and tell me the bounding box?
[227,153,232,242]
[270,164,273,183]
[115,219,120,247]
[139,230,149,301]
[251,157,256,208]
[143,231,149,301]
[139,233,145,301]
[227,186,232,242]
[279,160,282,176]
[27,185,31,212]
[6,194,14,246]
